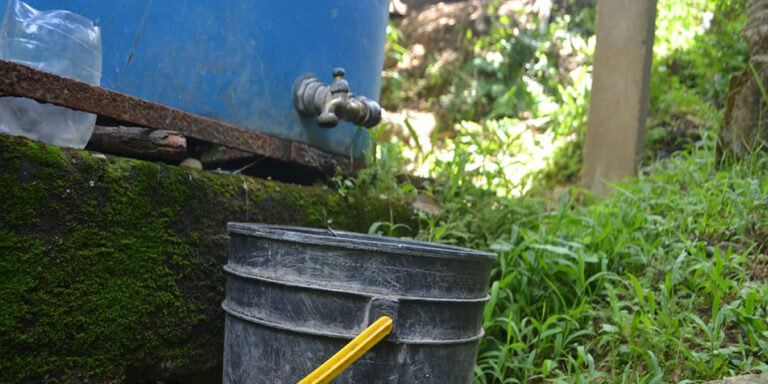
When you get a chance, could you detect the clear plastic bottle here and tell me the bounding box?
[0,0,102,148]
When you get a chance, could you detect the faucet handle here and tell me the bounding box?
[329,67,349,94]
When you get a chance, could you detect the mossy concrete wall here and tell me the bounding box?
[0,134,417,383]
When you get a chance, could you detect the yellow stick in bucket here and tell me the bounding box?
[298,316,393,384]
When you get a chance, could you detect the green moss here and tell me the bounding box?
[22,139,69,168]
[1,179,45,227]
[199,171,241,199]
[0,133,416,383]
[1,144,202,381]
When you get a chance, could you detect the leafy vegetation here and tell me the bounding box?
[473,133,768,382]
[353,0,767,382]
[646,0,748,162]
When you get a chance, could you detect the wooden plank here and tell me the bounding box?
[582,0,657,195]
[86,125,187,161]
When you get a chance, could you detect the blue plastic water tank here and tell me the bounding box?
[7,1,389,159]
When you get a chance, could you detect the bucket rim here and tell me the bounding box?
[227,223,497,261]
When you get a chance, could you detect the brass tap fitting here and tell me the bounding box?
[293,68,382,129]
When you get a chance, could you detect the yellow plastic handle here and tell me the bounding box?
[297,316,393,384]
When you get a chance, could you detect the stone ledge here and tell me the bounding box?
[0,133,416,383]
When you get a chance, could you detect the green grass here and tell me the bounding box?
[359,130,768,382]
[471,132,768,382]
[394,130,767,383]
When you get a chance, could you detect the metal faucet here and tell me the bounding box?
[293,68,382,128]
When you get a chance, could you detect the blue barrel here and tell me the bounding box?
[8,1,388,159]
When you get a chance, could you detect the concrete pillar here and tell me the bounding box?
[582,0,657,195]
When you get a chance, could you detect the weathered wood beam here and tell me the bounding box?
[86,125,187,161]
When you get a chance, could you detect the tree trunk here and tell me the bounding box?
[718,0,768,158]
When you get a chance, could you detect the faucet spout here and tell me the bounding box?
[317,95,346,128]
[294,68,382,129]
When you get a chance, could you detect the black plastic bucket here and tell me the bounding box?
[222,223,497,383]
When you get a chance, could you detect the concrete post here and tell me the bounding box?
[582,0,657,195]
